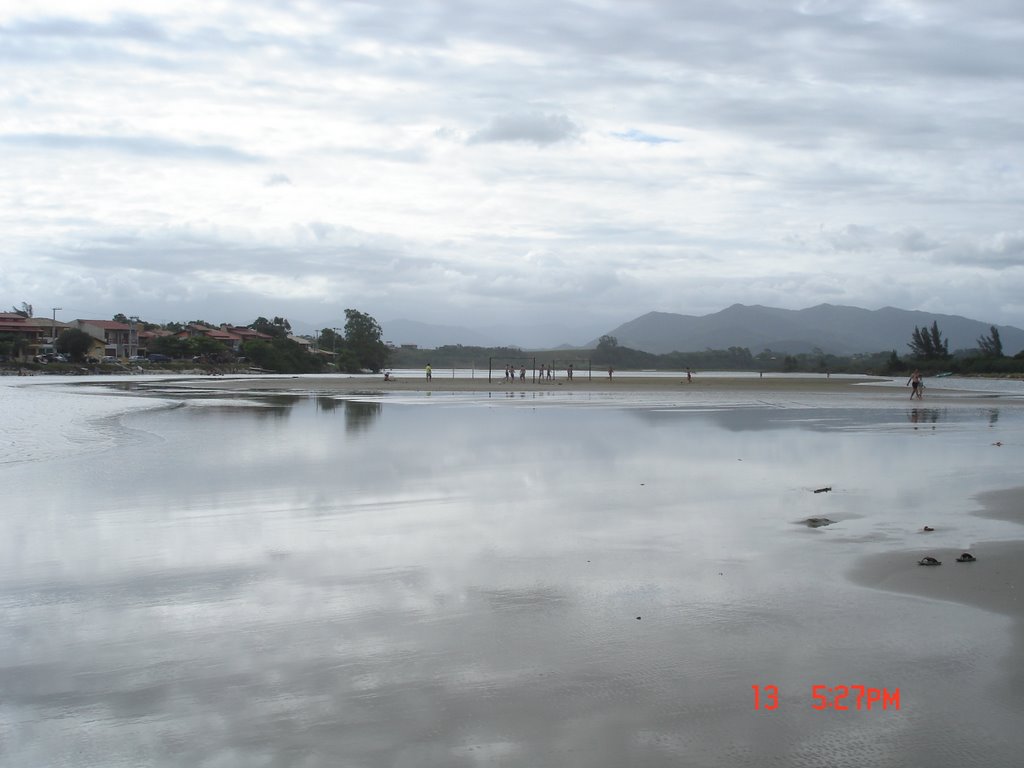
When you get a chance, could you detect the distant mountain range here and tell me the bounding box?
[378,318,592,350]
[297,304,1024,356]
[601,304,1024,356]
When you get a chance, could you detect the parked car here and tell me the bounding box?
[102,356,118,363]
[148,353,172,362]
[128,355,147,362]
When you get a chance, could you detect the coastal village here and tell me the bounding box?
[0,311,313,367]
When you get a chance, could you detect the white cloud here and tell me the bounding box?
[467,112,582,146]
[2,0,1024,338]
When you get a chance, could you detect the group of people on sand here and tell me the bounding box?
[503,364,527,382]
[495,363,577,382]
[907,369,924,399]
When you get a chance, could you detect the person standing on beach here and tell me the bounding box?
[538,364,545,382]
[907,369,922,399]
[425,363,432,381]
[608,365,614,380]
[519,365,526,381]
[567,363,573,381]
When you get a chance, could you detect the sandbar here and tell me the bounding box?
[162,373,1024,409]
[848,486,1024,622]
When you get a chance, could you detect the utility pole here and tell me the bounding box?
[129,316,139,358]
[51,307,62,349]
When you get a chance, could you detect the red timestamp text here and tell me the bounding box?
[752,684,900,711]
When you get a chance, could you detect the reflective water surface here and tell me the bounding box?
[2,379,1023,767]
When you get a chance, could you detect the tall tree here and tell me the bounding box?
[0,333,30,358]
[248,317,288,338]
[928,321,948,358]
[188,336,230,360]
[977,325,1003,357]
[318,328,343,354]
[11,302,32,317]
[149,335,191,359]
[908,321,949,359]
[55,328,95,361]
[344,309,389,372]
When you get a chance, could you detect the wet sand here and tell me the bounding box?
[171,372,1024,623]
[5,374,1024,765]
[174,372,956,393]
[848,539,1023,620]
[178,373,884,393]
[848,487,1024,696]
[848,485,1023,618]
[163,372,1024,412]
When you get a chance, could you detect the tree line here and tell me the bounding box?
[9,310,1023,377]
[384,322,1023,377]
[11,309,390,374]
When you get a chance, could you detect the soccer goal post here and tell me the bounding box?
[548,357,593,381]
[488,356,538,383]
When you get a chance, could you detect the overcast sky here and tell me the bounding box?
[2,0,1023,343]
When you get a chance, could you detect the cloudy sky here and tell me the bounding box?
[2,0,1023,344]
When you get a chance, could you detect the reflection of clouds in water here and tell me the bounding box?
[3,391,1024,766]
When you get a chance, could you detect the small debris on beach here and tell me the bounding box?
[956,552,977,562]
[803,517,835,528]
[992,441,1003,446]
[922,526,935,532]
[813,486,832,494]
[918,556,942,566]
[636,616,642,620]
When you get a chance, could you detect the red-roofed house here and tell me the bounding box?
[171,323,272,356]
[75,319,139,359]
[0,313,46,359]
[221,325,274,350]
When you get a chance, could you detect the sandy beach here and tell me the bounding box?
[185,373,883,393]
[848,487,1024,682]
[170,371,1000,394]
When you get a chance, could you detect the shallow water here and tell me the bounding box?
[2,377,1023,766]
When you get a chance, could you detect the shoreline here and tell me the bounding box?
[847,486,1024,623]
[153,372,1024,407]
